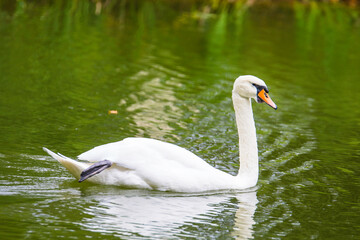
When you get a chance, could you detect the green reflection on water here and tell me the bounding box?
[0,1,359,239]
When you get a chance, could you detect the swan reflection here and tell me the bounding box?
[78,189,258,239]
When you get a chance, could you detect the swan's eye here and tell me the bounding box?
[252,84,269,94]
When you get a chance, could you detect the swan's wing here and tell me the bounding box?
[77,138,213,171]
[77,138,234,191]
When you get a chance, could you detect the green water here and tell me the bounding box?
[0,1,359,239]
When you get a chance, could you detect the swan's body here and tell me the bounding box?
[43,75,277,192]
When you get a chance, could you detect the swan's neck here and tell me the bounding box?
[232,92,258,186]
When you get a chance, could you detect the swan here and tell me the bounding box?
[43,75,277,192]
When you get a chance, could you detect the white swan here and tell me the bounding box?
[43,75,277,192]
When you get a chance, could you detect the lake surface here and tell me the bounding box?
[0,1,359,239]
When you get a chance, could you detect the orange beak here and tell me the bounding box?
[258,89,277,110]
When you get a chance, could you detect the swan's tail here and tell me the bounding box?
[43,147,91,180]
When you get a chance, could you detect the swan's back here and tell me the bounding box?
[79,138,208,169]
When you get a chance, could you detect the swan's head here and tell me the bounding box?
[233,75,277,110]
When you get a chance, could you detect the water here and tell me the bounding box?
[0,1,359,239]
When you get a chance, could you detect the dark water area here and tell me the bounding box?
[0,1,359,239]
